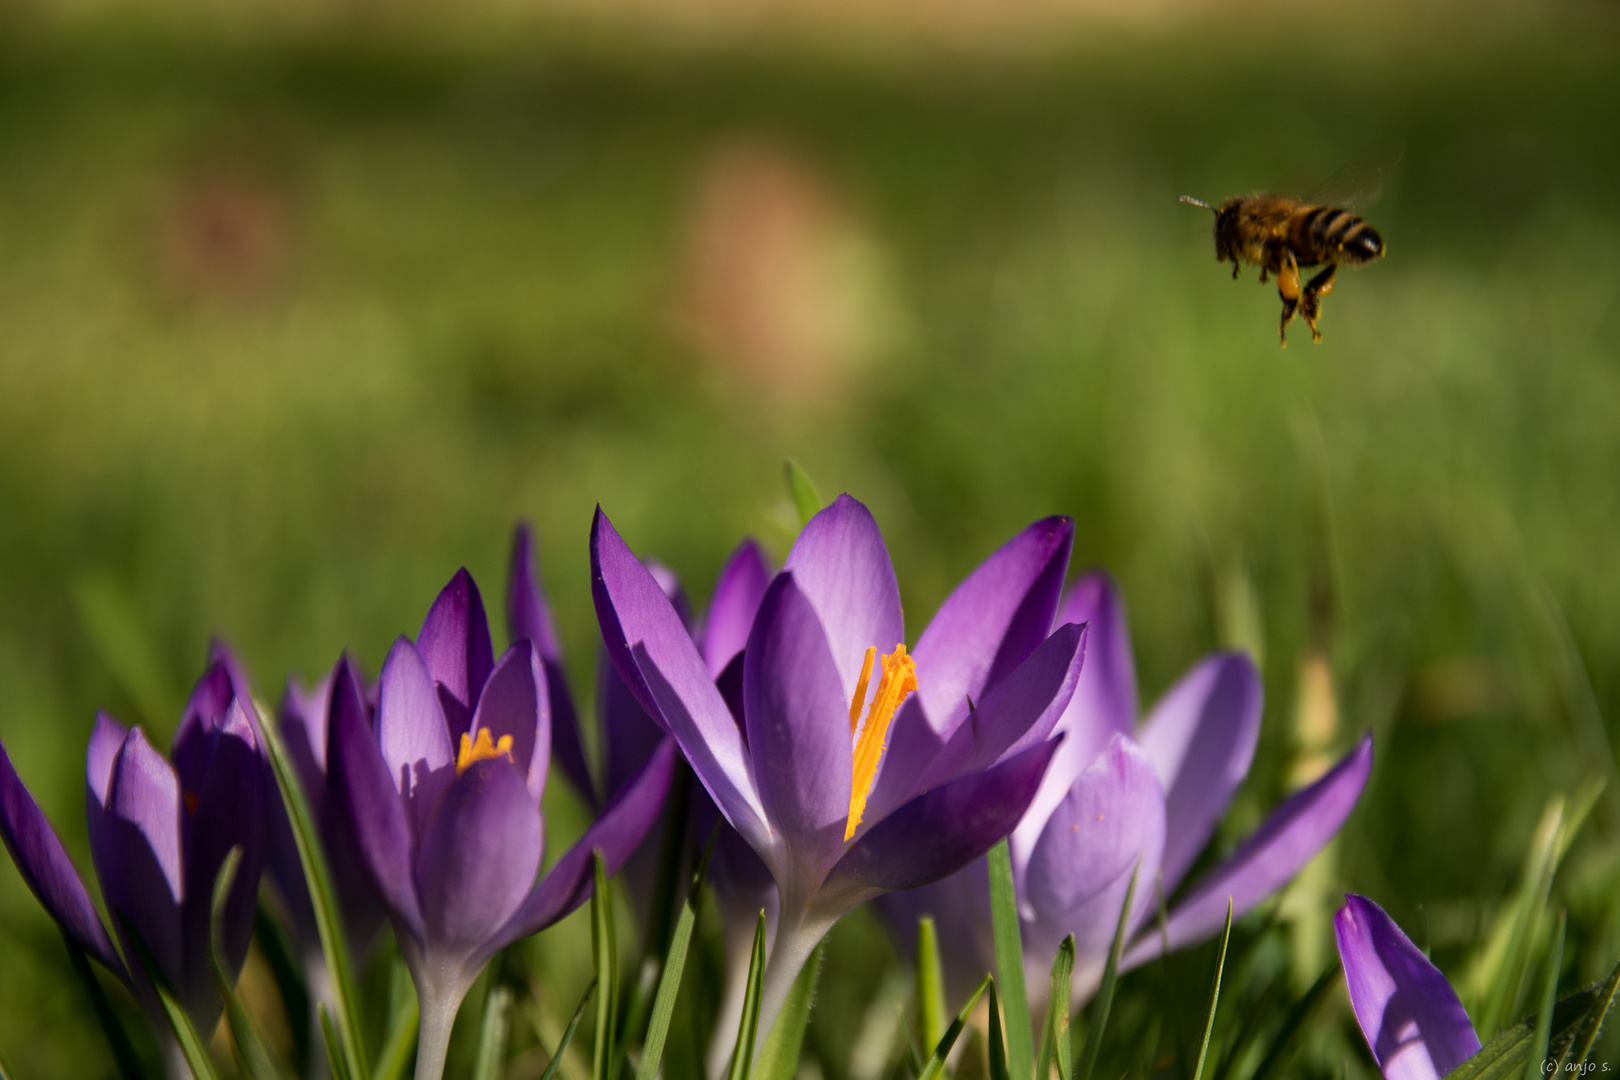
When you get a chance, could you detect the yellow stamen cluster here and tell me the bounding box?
[457,728,515,776]
[845,644,918,841]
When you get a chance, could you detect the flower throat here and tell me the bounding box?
[845,644,918,841]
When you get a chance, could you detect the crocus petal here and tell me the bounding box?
[913,622,1088,797]
[593,508,768,849]
[330,670,424,943]
[180,702,265,1020]
[85,711,127,859]
[280,673,333,790]
[703,539,773,677]
[912,517,1074,738]
[171,661,236,794]
[600,653,667,801]
[782,495,905,705]
[1124,734,1374,968]
[415,758,543,961]
[491,737,677,958]
[0,740,125,976]
[824,736,1062,902]
[1024,735,1165,959]
[377,636,455,800]
[1335,894,1481,1080]
[1136,653,1262,892]
[101,728,185,990]
[744,574,852,887]
[468,643,549,803]
[418,569,496,742]
[1013,574,1138,868]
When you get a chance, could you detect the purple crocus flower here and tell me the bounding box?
[885,572,1373,1000]
[0,658,266,1077]
[330,569,676,1080]
[592,494,1084,1037]
[1336,894,1482,1079]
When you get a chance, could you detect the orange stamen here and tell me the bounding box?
[849,647,877,735]
[845,643,918,841]
[457,728,515,776]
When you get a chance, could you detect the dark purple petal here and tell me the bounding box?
[0,739,125,976]
[782,495,905,706]
[744,575,852,885]
[913,622,1088,796]
[1136,653,1262,892]
[600,652,666,800]
[330,670,424,943]
[703,539,773,677]
[171,661,236,795]
[415,759,543,959]
[418,569,496,742]
[468,643,549,803]
[181,702,266,1020]
[490,737,677,958]
[912,517,1074,737]
[322,660,388,950]
[593,508,768,848]
[1024,735,1164,959]
[377,636,455,800]
[100,728,185,993]
[824,736,1062,900]
[1125,734,1373,967]
[1335,894,1480,1080]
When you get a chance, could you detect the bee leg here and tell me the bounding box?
[1301,265,1337,343]
[1276,252,1301,346]
[1232,263,1242,280]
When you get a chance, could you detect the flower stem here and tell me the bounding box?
[414,993,462,1080]
[753,909,835,1056]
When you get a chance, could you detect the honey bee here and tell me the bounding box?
[1180,192,1386,345]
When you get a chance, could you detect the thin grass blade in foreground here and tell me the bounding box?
[916,917,948,1055]
[256,695,370,1080]
[637,830,717,1080]
[321,1006,354,1080]
[473,955,517,1080]
[754,943,826,1080]
[62,932,147,1080]
[541,981,597,1080]
[784,460,825,527]
[1525,911,1566,1080]
[1036,936,1074,1080]
[372,959,421,1080]
[1190,900,1233,1080]
[592,854,620,1080]
[727,911,768,1080]
[1247,963,1340,1080]
[1470,797,1565,1038]
[1077,861,1139,1080]
[209,848,285,1080]
[1445,958,1620,1080]
[918,975,992,1080]
[987,980,1011,1080]
[989,838,1033,1080]
[116,911,220,1080]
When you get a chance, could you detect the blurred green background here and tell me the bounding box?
[3,1,1620,1075]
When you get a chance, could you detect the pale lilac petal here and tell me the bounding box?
[824,737,1062,901]
[782,495,904,705]
[1125,734,1374,967]
[415,759,542,960]
[1336,894,1481,1080]
[418,569,496,742]
[280,673,333,786]
[1136,653,1262,892]
[744,574,852,886]
[468,643,549,803]
[593,508,767,849]
[330,674,424,943]
[0,739,125,977]
[180,702,265,1017]
[377,636,455,801]
[1013,574,1138,869]
[101,728,185,991]
[703,539,773,677]
[914,622,1087,796]
[912,517,1074,737]
[1024,735,1165,960]
[491,737,677,957]
[85,712,127,860]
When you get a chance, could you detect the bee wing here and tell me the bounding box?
[1307,139,1406,210]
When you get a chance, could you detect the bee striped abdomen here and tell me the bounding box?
[1291,205,1384,266]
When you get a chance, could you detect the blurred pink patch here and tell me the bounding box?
[148,151,299,310]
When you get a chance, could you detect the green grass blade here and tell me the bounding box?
[754,942,826,1080]
[1247,963,1341,1080]
[1446,973,1616,1080]
[61,931,147,1080]
[917,975,992,1080]
[1077,861,1139,1080]
[541,981,597,1080]
[916,917,948,1054]
[784,460,825,527]
[474,964,516,1080]
[1190,900,1233,1080]
[1472,797,1565,1037]
[115,911,220,1080]
[208,847,285,1080]
[987,980,1011,1080]
[1049,937,1075,1080]
[253,904,310,1070]
[321,1005,355,1080]
[988,838,1033,1080]
[254,695,370,1079]
[1567,956,1620,1069]
[637,830,717,1080]
[591,852,620,1080]
[370,959,420,1080]
[1525,911,1566,1080]
[726,910,769,1080]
